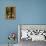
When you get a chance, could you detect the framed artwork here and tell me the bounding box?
[6,7,16,19]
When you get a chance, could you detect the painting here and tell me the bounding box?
[6,7,16,19]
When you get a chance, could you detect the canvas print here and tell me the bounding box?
[6,7,16,19]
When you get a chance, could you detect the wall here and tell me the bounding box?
[16,0,46,24]
[0,0,18,44]
[0,0,46,44]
